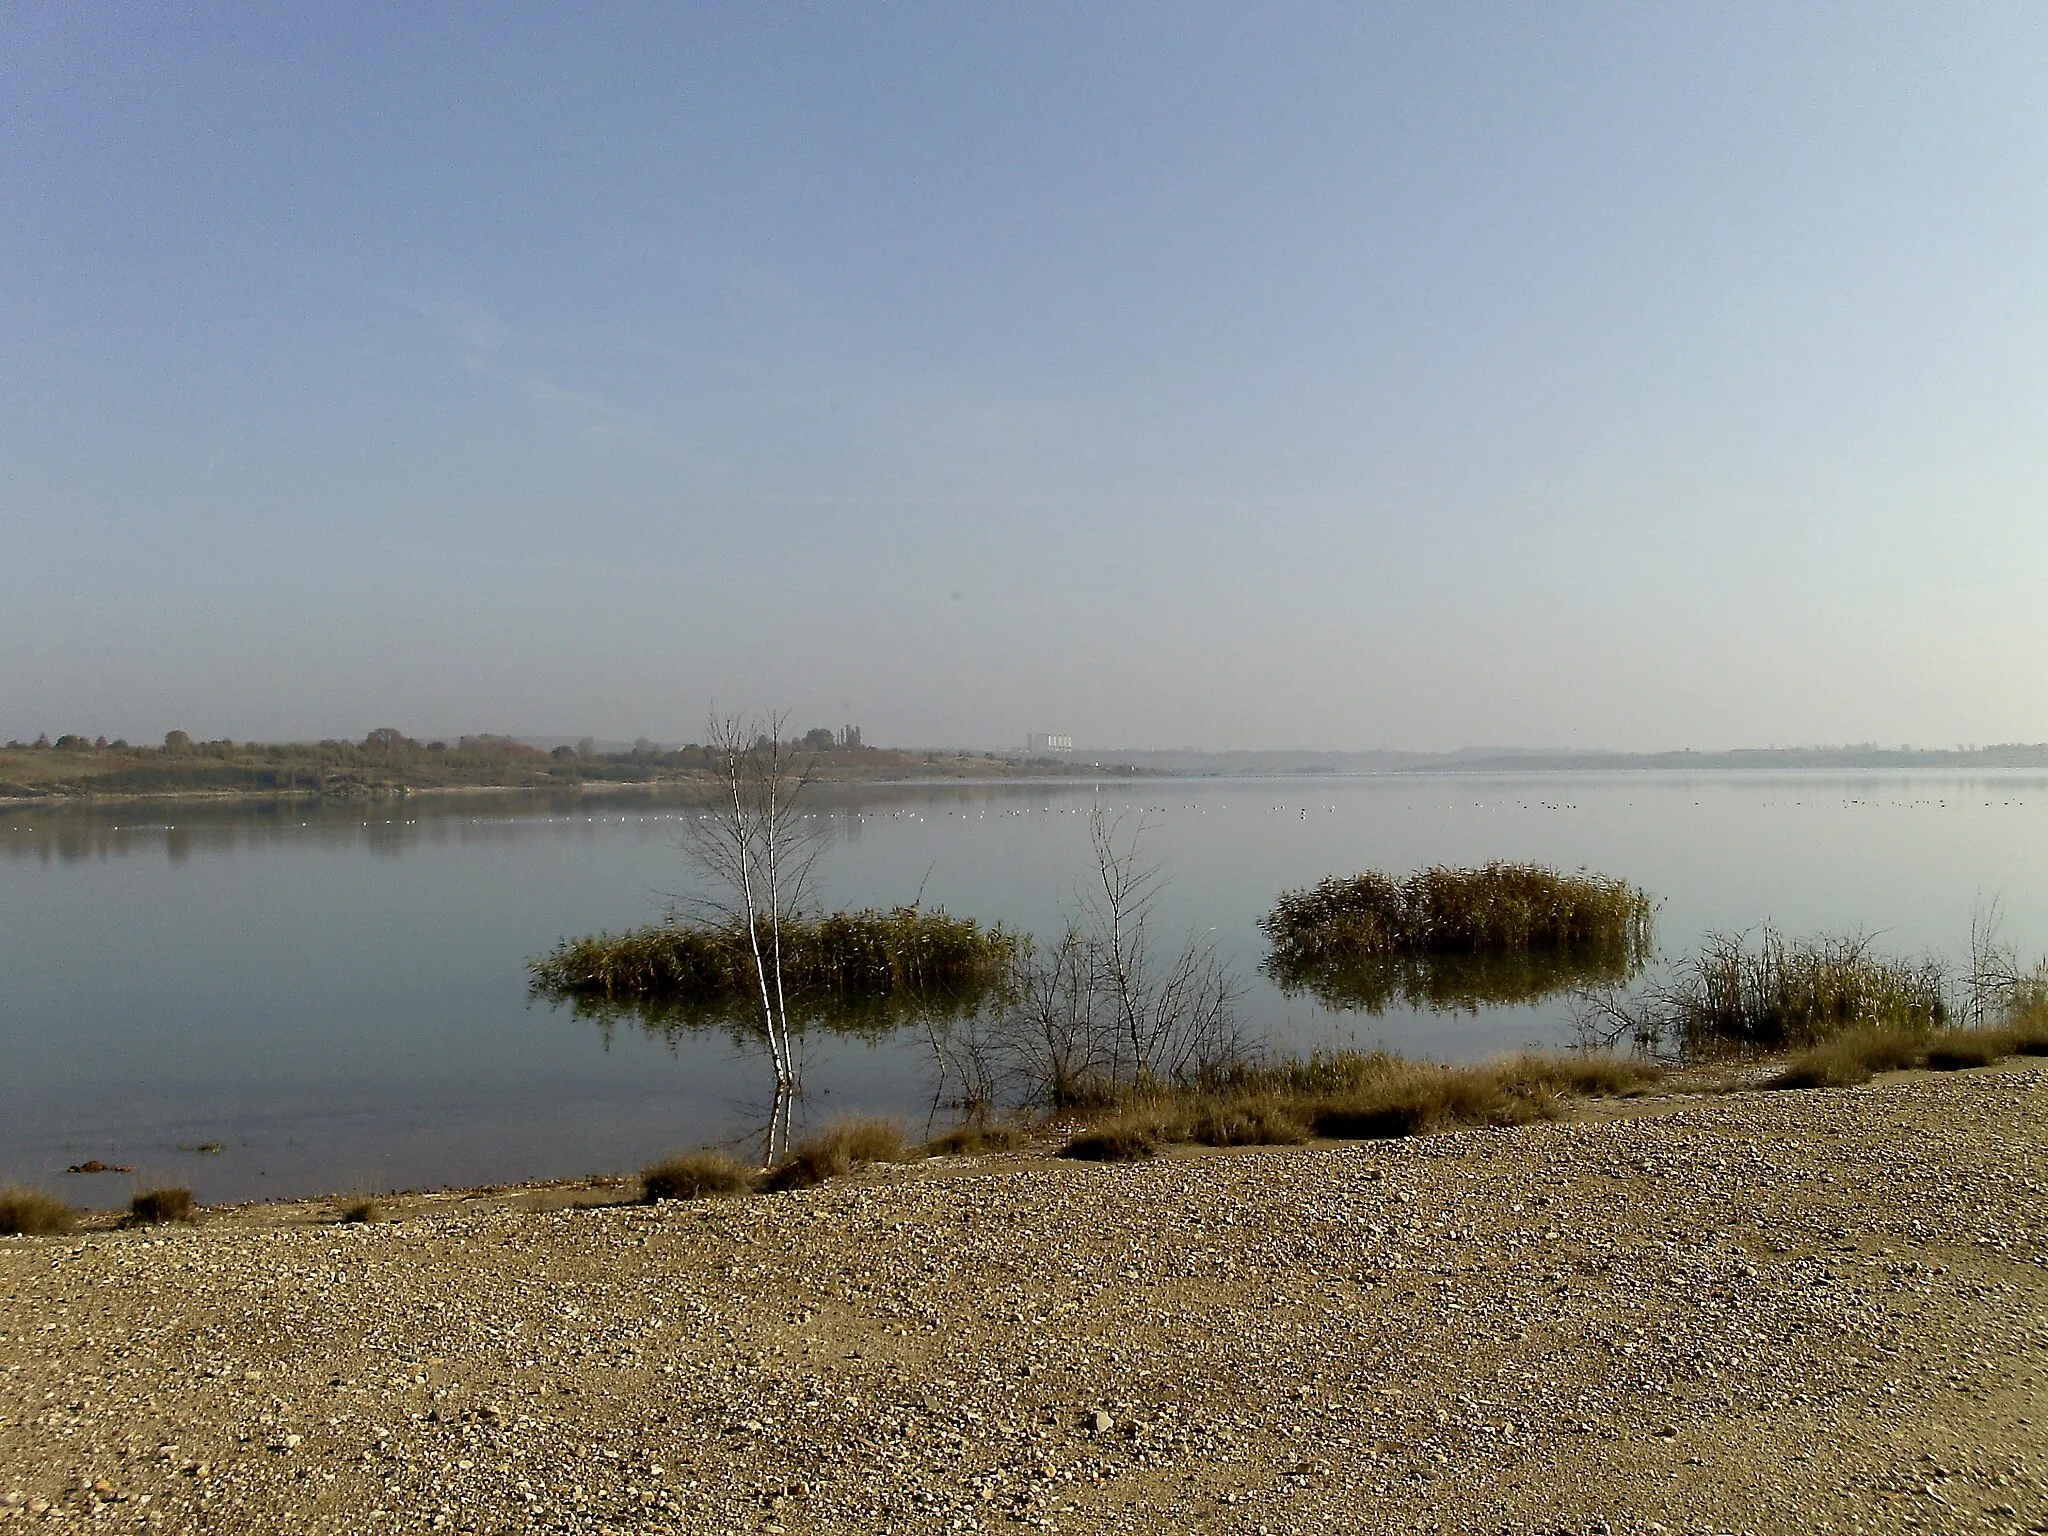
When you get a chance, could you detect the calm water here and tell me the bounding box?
[3,772,2044,1205]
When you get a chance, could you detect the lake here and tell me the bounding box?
[3,771,2044,1206]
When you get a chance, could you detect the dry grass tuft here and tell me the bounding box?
[761,1117,914,1193]
[1923,1028,2008,1071]
[1769,1027,1922,1089]
[129,1187,196,1224]
[923,1122,1027,1157]
[337,1199,382,1224]
[1059,1124,1160,1162]
[641,1151,754,1202]
[0,1187,76,1236]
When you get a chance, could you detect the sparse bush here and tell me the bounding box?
[337,1199,382,1224]
[1263,864,1653,965]
[642,1152,754,1202]
[129,1187,196,1224]
[0,1187,76,1236]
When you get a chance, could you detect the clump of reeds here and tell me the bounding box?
[529,906,1019,1004]
[1582,927,1948,1058]
[129,1187,196,1224]
[761,1117,914,1193]
[0,1187,76,1236]
[1262,864,1653,966]
[641,1152,754,1203]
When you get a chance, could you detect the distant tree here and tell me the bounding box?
[841,724,863,749]
[362,727,415,751]
[93,736,107,750]
[800,726,836,750]
[577,736,598,759]
[54,734,90,751]
[32,734,50,750]
[550,744,579,761]
[162,731,191,754]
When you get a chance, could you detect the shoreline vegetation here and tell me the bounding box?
[7,1017,2046,1234]
[0,726,1148,803]
[8,730,2048,805]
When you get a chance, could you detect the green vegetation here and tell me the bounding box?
[1261,864,1653,965]
[0,725,1123,801]
[129,1187,196,1224]
[1580,926,1949,1058]
[529,907,1020,1005]
[0,1187,76,1236]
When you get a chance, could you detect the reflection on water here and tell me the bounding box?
[545,982,1002,1050]
[1264,944,1647,1016]
[5,771,2047,1203]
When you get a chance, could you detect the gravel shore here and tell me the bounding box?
[5,1067,2046,1536]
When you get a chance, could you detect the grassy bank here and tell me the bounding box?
[1261,864,1653,965]
[0,730,1131,801]
[528,907,1021,1004]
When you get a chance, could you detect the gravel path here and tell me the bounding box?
[5,1067,2046,1536]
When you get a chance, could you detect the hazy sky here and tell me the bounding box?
[4,5,2044,751]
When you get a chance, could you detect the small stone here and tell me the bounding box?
[1090,1410,1114,1435]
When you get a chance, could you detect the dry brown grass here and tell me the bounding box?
[762,1118,914,1192]
[1769,1016,2048,1090]
[1058,1123,1161,1162]
[1052,1049,1654,1158]
[0,1187,76,1236]
[337,1199,383,1224]
[641,1152,754,1202]
[129,1187,196,1224]
[923,1122,1027,1156]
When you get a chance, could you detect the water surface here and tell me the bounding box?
[3,771,2043,1204]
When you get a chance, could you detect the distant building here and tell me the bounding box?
[1028,733,1074,754]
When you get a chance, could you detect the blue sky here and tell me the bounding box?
[4,5,2044,750]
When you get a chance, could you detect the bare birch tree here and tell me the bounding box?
[678,712,828,1103]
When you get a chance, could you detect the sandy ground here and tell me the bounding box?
[4,1066,2046,1536]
